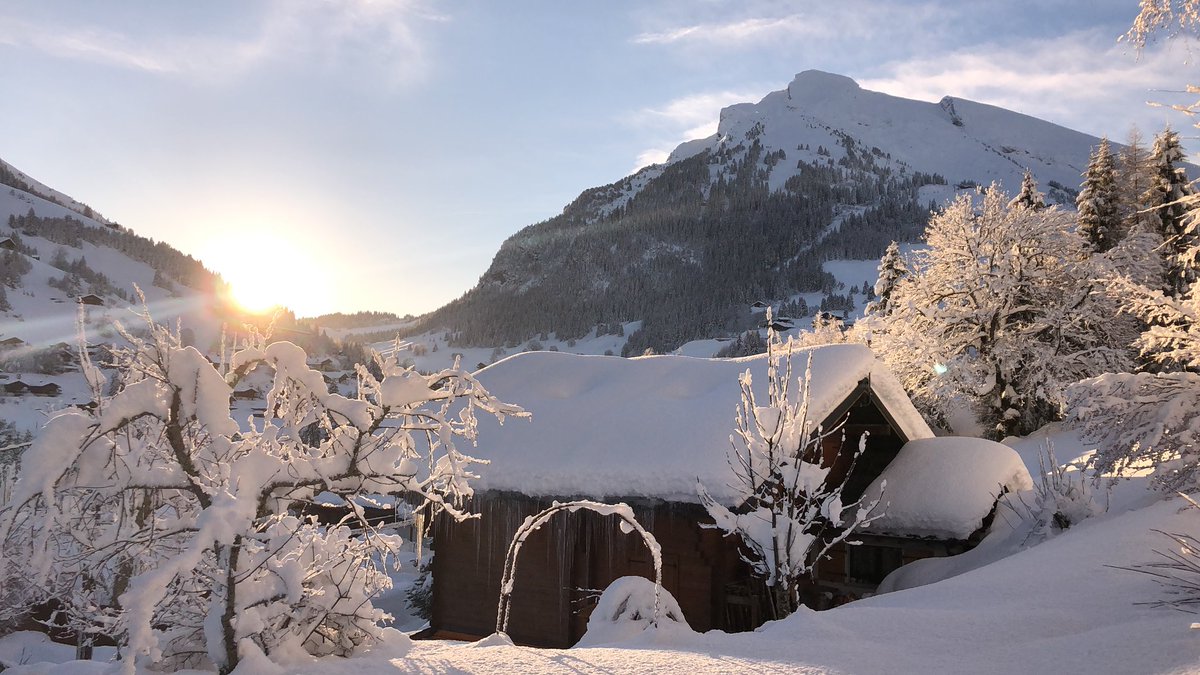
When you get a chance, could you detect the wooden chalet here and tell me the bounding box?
[0,336,26,349]
[0,237,16,251]
[2,379,62,397]
[77,294,104,306]
[425,348,1030,647]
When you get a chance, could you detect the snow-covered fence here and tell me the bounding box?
[495,500,663,636]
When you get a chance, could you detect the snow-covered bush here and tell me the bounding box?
[1007,442,1101,542]
[1065,278,1200,490]
[575,576,692,648]
[0,310,525,673]
[698,313,882,620]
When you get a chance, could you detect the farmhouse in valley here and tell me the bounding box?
[424,347,1030,647]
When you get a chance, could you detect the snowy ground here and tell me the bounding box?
[5,429,1200,674]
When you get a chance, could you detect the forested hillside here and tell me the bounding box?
[413,72,1100,355]
[422,140,938,354]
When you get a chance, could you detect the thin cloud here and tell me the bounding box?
[632,15,823,45]
[859,30,1189,137]
[627,89,761,172]
[630,2,950,49]
[0,0,442,85]
[0,19,180,73]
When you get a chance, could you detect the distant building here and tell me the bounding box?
[0,238,16,251]
[77,294,104,306]
[2,379,62,397]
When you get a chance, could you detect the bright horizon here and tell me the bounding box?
[0,0,1191,318]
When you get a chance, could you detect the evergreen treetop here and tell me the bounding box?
[1077,138,1121,253]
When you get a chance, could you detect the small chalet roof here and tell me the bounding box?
[77,294,104,306]
[467,346,933,505]
[855,437,1033,540]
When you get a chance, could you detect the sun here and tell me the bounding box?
[230,272,283,314]
[203,231,332,317]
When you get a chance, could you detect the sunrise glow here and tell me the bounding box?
[201,232,332,317]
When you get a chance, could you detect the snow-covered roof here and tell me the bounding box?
[856,437,1034,540]
[467,346,932,504]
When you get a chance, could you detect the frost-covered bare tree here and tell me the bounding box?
[0,310,525,673]
[1127,1,1200,120]
[872,187,1134,438]
[697,314,882,620]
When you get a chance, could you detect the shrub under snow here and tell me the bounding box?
[575,576,692,648]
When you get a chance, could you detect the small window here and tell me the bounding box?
[846,544,903,585]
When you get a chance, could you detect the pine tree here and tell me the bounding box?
[1008,170,1047,210]
[1077,138,1121,253]
[865,241,906,316]
[1144,128,1195,296]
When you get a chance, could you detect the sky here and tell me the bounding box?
[0,0,1195,318]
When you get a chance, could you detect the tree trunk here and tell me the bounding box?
[217,539,242,675]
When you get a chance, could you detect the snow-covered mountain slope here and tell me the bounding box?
[417,71,1114,355]
[0,159,113,225]
[0,160,234,437]
[669,70,1096,198]
[0,177,222,351]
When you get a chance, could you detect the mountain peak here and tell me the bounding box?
[787,70,860,99]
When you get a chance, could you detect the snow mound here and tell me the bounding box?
[857,437,1034,539]
[575,576,692,648]
[468,632,516,648]
[469,346,931,503]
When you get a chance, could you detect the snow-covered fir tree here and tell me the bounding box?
[1144,128,1195,296]
[0,312,525,673]
[1077,138,1121,253]
[864,241,906,316]
[873,187,1132,439]
[1008,169,1047,210]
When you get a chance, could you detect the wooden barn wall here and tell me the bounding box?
[430,493,748,648]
